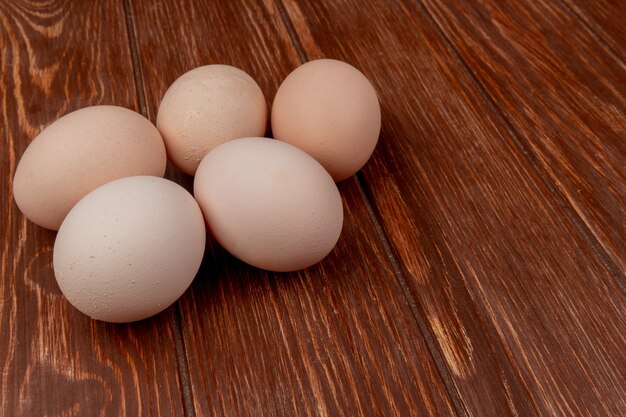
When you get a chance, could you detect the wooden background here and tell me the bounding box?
[1,0,624,416]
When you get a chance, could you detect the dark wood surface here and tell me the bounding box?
[562,0,626,62]
[1,1,624,416]
[423,0,626,273]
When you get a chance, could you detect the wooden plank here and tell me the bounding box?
[0,1,185,415]
[561,0,626,61]
[279,0,626,416]
[128,0,459,416]
[421,0,626,272]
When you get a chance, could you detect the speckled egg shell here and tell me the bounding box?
[53,176,206,323]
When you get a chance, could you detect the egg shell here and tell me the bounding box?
[194,137,343,272]
[156,65,267,175]
[271,59,381,182]
[53,176,206,323]
[13,105,167,230]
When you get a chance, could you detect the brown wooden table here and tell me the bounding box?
[1,1,624,416]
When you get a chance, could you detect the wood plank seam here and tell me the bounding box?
[123,0,149,118]
[273,1,470,415]
[275,0,307,63]
[412,0,626,291]
[557,0,626,65]
[353,175,471,417]
[172,305,197,417]
[355,172,552,417]
[122,1,196,416]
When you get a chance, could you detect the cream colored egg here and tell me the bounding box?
[13,105,167,230]
[53,176,206,323]
[194,137,343,272]
[156,65,267,175]
[271,59,381,182]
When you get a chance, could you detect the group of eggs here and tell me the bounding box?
[13,59,381,323]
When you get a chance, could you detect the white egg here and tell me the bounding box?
[194,137,343,272]
[53,176,206,323]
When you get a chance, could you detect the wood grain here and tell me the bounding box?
[3,0,625,416]
[561,0,626,61]
[279,0,626,416]
[128,0,458,416]
[421,0,626,273]
[0,1,185,415]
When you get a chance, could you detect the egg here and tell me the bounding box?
[53,176,206,323]
[13,105,167,230]
[271,59,381,181]
[194,137,343,272]
[156,65,267,175]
